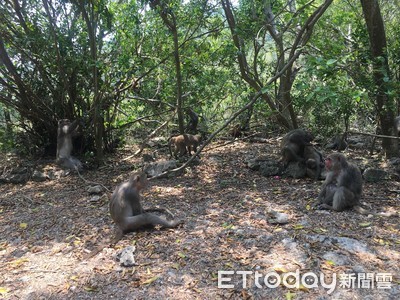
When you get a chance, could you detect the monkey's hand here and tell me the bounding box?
[316,203,333,211]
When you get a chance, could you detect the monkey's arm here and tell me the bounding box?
[67,119,80,134]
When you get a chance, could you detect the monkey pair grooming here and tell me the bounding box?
[168,134,202,158]
[281,129,314,166]
[317,153,396,216]
[281,129,323,179]
[109,172,182,233]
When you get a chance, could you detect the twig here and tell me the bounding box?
[348,131,400,140]
[204,132,262,152]
[75,167,110,192]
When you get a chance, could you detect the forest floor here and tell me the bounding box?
[0,137,399,300]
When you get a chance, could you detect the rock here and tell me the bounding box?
[363,168,389,182]
[283,161,307,179]
[267,211,289,224]
[116,246,136,267]
[322,251,350,266]
[144,160,179,178]
[31,170,48,182]
[0,167,32,184]
[246,156,284,176]
[87,185,105,194]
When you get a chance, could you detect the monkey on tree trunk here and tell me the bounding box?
[56,119,82,171]
[168,134,202,158]
[110,173,183,233]
[280,129,314,166]
[185,108,199,134]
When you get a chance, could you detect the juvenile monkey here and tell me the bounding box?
[168,134,202,158]
[109,173,182,233]
[230,124,243,138]
[56,119,82,171]
[304,145,324,180]
[281,129,314,166]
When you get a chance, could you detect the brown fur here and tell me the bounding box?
[168,134,202,158]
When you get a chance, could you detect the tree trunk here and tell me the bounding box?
[78,1,104,163]
[172,24,185,134]
[149,0,184,133]
[360,0,398,157]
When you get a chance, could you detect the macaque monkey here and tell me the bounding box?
[230,124,243,138]
[168,134,202,158]
[318,153,362,211]
[56,119,82,171]
[326,134,348,151]
[84,173,180,259]
[109,173,182,233]
[304,145,324,180]
[281,129,314,166]
[317,153,398,216]
[185,108,199,134]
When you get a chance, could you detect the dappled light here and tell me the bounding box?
[1,140,399,298]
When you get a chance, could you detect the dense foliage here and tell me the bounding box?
[0,0,399,158]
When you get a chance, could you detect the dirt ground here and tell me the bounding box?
[0,138,399,299]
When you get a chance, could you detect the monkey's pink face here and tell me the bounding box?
[325,157,332,170]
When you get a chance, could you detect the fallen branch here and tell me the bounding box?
[348,131,400,140]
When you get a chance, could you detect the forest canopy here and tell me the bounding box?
[1,0,399,160]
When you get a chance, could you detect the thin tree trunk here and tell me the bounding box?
[360,0,398,157]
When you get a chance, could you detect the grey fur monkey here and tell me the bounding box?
[318,153,362,211]
[281,129,314,166]
[317,153,397,216]
[110,173,183,233]
[56,119,82,171]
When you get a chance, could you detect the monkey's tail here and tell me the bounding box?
[167,138,173,158]
[353,205,398,217]
[75,166,110,192]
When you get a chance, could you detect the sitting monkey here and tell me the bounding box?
[280,129,314,166]
[109,173,183,233]
[56,119,82,171]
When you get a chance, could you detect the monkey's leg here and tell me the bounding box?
[121,213,183,233]
[144,207,175,218]
[331,187,356,211]
[316,184,336,209]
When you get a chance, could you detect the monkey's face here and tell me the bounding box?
[325,157,332,170]
[58,119,70,126]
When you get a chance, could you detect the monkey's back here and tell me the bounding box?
[110,181,143,223]
[338,163,363,200]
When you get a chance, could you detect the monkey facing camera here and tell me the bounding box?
[56,119,83,171]
[317,153,362,211]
